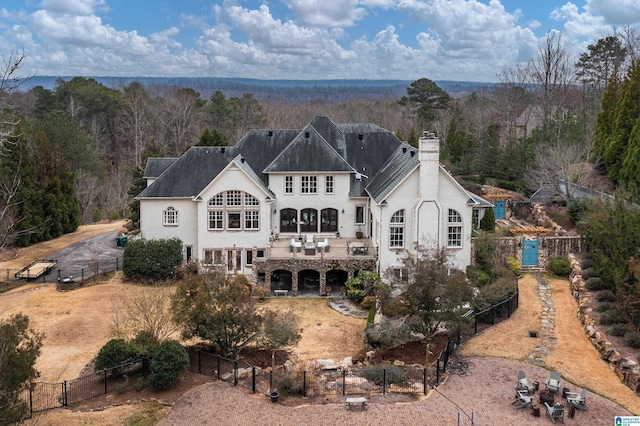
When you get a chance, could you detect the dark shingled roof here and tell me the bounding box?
[138,117,406,199]
[264,125,353,173]
[366,144,419,203]
[143,158,178,179]
[138,147,235,198]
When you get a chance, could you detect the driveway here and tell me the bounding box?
[41,230,125,282]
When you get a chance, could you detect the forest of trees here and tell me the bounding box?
[1,28,640,249]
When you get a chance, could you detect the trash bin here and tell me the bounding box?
[118,236,128,247]
[270,392,279,403]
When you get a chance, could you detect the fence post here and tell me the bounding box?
[270,371,273,393]
[217,355,221,380]
[63,381,68,406]
[252,367,256,393]
[303,371,307,397]
[81,268,84,284]
[234,360,238,386]
[424,368,427,394]
[116,257,119,271]
[507,298,511,318]
[383,368,386,395]
[198,350,202,374]
[436,358,440,385]
[342,370,346,396]
[104,369,108,394]
[29,387,33,416]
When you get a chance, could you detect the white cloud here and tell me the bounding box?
[39,0,107,16]
[284,0,367,27]
[585,0,640,26]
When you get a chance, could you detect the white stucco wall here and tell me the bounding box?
[139,198,198,255]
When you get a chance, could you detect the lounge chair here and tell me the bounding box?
[516,370,535,393]
[545,371,561,393]
[544,402,565,424]
[566,388,587,411]
[511,390,532,409]
[317,238,330,252]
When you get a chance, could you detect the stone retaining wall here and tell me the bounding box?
[568,254,640,393]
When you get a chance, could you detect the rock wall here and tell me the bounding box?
[568,254,640,393]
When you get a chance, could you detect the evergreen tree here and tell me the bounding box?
[197,128,228,147]
[603,62,640,184]
[592,68,621,166]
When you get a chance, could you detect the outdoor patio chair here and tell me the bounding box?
[306,234,314,244]
[566,388,587,411]
[544,402,565,424]
[511,390,532,409]
[317,238,330,252]
[545,371,561,393]
[516,370,535,393]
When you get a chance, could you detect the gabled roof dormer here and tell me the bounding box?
[263,125,354,173]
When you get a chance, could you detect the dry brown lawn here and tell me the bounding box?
[462,273,640,415]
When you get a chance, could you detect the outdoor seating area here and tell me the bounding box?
[511,370,586,422]
[276,236,373,259]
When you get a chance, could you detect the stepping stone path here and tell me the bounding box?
[529,272,556,365]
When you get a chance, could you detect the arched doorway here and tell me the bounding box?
[321,208,338,232]
[298,269,320,295]
[280,208,297,233]
[271,270,292,292]
[326,269,348,293]
[301,208,318,233]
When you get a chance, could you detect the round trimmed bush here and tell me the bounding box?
[625,332,640,349]
[95,339,139,371]
[149,340,189,390]
[580,258,594,269]
[599,309,627,325]
[609,324,629,337]
[582,268,597,280]
[549,257,571,277]
[596,290,617,303]
[585,277,609,291]
[130,330,161,358]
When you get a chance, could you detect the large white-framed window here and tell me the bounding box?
[389,209,405,248]
[207,190,260,231]
[208,211,223,230]
[285,175,293,194]
[163,207,178,226]
[203,249,223,265]
[301,175,317,194]
[244,210,260,229]
[325,175,334,194]
[447,209,463,247]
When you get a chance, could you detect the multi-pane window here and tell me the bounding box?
[325,176,334,194]
[285,176,293,194]
[448,209,463,247]
[389,209,405,248]
[226,190,242,206]
[246,249,253,265]
[207,190,260,231]
[163,207,178,226]
[245,210,259,229]
[301,175,317,194]
[203,249,223,265]
[208,211,223,229]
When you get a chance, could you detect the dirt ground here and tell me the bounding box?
[7,224,639,424]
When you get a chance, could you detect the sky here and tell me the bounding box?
[1,0,639,82]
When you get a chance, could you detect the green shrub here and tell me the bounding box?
[625,332,640,349]
[95,339,139,371]
[609,324,629,337]
[585,277,609,291]
[123,237,183,280]
[361,295,376,310]
[506,257,521,277]
[134,377,145,391]
[581,258,594,269]
[466,265,490,287]
[479,208,495,232]
[549,257,571,277]
[582,268,597,280]
[149,340,189,390]
[567,199,588,223]
[595,303,614,313]
[596,290,617,303]
[367,307,376,326]
[359,365,408,386]
[130,330,160,358]
[599,309,627,325]
[472,275,517,311]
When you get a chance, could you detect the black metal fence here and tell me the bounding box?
[20,358,147,419]
[5,257,124,285]
[434,281,519,386]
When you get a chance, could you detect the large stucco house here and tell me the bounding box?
[137,116,491,295]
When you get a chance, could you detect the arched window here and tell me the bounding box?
[207,190,260,231]
[447,209,463,247]
[280,208,297,232]
[389,209,405,248]
[163,207,178,226]
[321,208,338,232]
